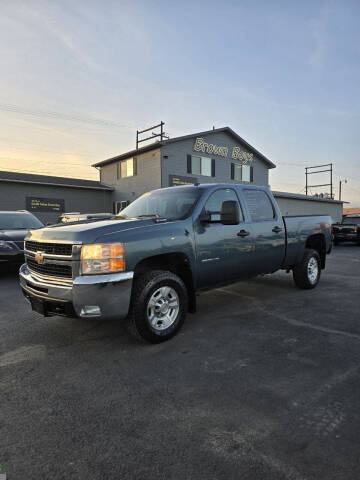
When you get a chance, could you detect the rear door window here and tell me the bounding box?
[242,189,275,222]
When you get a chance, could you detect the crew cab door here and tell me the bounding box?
[194,188,254,288]
[240,188,286,274]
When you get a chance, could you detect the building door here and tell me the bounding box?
[194,188,254,288]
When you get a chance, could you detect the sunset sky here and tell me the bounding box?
[0,0,359,206]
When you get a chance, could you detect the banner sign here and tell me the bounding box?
[169,175,198,187]
[26,197,65,212]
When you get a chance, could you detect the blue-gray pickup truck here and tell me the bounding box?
[20,184,332,343]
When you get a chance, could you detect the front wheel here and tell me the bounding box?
[128,270,188,343]
[293,249,321,289]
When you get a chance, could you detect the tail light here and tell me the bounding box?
[355,226,359,232]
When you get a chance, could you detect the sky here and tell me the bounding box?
[0,0,359,206]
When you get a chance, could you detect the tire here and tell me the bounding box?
[293,248,321,290]
[128,270,188,343]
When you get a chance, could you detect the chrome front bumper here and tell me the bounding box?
[19,263,134,320]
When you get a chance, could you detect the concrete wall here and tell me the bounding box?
[161,131,270,187]
[0,181,112,224]
[100,148,162,204]
[274,195,343,222]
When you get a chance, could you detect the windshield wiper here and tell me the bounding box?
[137,213,160,218]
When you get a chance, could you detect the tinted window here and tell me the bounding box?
[205,188,243,221]
[343,217,360,224]
[120,187,201,221]
[0,213,43,230]
[243,189,275,221]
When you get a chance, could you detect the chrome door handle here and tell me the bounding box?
[272,226,283,233]
[237,229,250,237]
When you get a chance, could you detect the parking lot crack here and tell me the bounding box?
[217,288,360,341]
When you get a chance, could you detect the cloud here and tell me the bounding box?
[307,2,334,68]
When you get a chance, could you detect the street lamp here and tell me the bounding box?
[339,179,347,201]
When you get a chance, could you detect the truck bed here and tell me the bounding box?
[282,215,332,269]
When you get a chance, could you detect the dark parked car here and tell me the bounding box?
[20,184,332,343]
[332,214,360,245]
[0,211,44,265]
[58,212,114,223]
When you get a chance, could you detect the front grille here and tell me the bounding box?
[25,240,73,256]
[27,257,72,278]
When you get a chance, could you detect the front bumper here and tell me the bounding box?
[19,263,134,320]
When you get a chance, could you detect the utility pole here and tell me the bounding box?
[305,164,333,197]
[339,179,347,201]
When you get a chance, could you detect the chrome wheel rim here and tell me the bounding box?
[147,286,179,331]
[307,257,319,284]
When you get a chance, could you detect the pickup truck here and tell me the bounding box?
[20,184,332,343]
[332,214,360,246]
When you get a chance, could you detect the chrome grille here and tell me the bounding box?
[27,257,72,278]
[25,240,73,256]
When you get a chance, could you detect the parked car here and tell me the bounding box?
[0,211,44,265]
[332,214,360,245]
[20,184,332,343]
[57,212,115,223]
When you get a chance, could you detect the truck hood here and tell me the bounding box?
[25,217,160,243]
[0,229,29,242]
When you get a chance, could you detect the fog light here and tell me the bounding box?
[80,305,101,316]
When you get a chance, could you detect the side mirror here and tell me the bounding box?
[199,211,211,223]
[220,200,240,225]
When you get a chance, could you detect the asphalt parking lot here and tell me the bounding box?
[1,245,360,480]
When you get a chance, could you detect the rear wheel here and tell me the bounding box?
[128,270,188,343]
[293,248,321,289]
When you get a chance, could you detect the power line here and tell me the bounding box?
[0,166,98,178]
[0,141,99,158]
[0,157,93,167]
[0,102,136,129]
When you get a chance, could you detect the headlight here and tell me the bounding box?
[0,241,17,252]
[80,243,125,275]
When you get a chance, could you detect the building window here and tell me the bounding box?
[117,158,137,179]
[187,155,215,177]
[231,163,253,182]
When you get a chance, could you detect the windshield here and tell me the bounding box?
[343,217,360,224]
[0,212,44,230]
[120,187,201,221]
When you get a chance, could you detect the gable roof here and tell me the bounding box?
[93,126,276,169]
[272,190,345,204]
[0,170,113,191]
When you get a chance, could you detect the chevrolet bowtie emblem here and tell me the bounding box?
[34,251,44,264]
